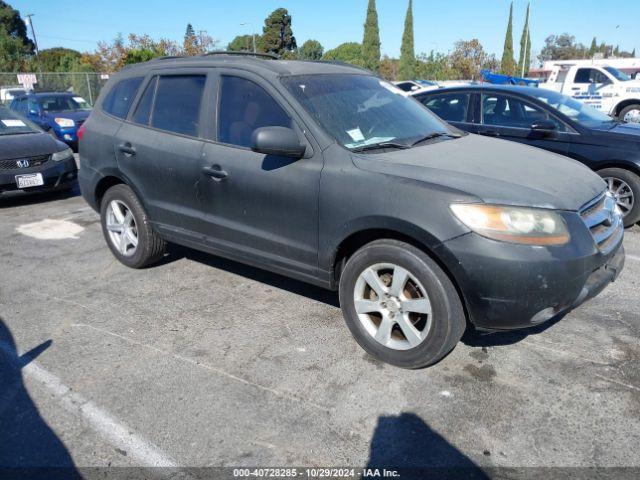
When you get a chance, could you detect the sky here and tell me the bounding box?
[13,0,639,61]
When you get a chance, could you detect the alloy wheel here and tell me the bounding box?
[623,108,640,124]
[105,200,139,257]
[353,263,432,351]
[604,177,634,218]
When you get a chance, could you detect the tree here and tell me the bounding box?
[322,42,365,67]
[228,34,262,52]
[589,37,597,57]
[500,2,516,75]
[183,23,198,56]
[538,34,588,62]
[31,47,81,71]
[398,0,415,80]
[0,1,34,53]
[415,51,455,81]
[633,48,637,57]
[517,2,531,76]
[450,39,496,80]
[0,29,27,71]
[362,0,381,72]
[378,55,398,81]
[298,39,323,60]
[262,8,296,56]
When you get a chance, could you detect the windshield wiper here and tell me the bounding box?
[350,141,411,153]
[409,131,461,147]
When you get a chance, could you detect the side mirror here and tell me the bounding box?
[531,119,557,134]
[251,126,305,159]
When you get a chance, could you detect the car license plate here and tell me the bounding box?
[15,173,44,189]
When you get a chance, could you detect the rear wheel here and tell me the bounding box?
[100,184,166,268]
[598,168,640,227]
[338,239,466,369]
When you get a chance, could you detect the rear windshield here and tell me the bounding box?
[0,107,40,135]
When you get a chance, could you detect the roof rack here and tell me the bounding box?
[311,60,372,73]
[201,51,279,60]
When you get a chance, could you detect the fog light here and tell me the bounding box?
[530,306,559,324]
[63,134,73,141]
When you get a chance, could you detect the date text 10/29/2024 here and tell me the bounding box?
[233,468,401,478]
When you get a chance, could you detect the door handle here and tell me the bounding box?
[479,130,500,137]
[571,87,581,91]
[202,165,228,181]
[118,143,136,156]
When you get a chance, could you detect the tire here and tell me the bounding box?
[618,104,640,124]
[338,239,466,369]
[100,184,166,268]
[598,168,640,227]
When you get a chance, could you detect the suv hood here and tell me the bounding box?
[353,134,605,211]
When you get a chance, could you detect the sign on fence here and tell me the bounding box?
[16,73,37,91]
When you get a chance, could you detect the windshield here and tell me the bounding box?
[604,67,631,82]
[531,89,614,126]
[38,95,92,112]
[0,107,41,135]
[281,74,457,150]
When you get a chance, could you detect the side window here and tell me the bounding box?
[102,77,144,119]
[421,93,470,122]
[574,68,592,84]
[575,68,609,84]
[218,75,292,148]
[151,75,206,136]
[482,94,563,130]
[27,98,38,113]
[132,77,157,126]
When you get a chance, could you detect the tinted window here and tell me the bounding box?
[132,77,157,125]
[151,75,206,136]
[575,68,609,84]
[482,94,563,130]
[218,76,291,148]
[102,77,144,119]
[395,82,416,92]
[421,93,470,122]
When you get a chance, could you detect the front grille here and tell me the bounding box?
[579,192,624,254]
[0,154,50,171]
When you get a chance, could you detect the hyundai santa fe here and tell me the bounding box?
[79,53,625,368]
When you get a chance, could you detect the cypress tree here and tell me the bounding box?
[500,2,516,75]
[398,0,415,80]
[517,3,531,76]
[362,0,381,72]
[589,37,597,57]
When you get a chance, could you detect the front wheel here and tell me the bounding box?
[619,104,640,124]
[338,239,466,369]
[598,168,640,227]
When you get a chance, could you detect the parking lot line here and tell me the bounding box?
[0,343,179,469]
[71,323,333,414]
[627,254,640,262]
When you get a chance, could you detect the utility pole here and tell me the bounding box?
[25,14,43,81]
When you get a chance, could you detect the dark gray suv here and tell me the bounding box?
[79,53,625,368]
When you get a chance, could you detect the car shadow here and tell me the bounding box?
[0,317,81,478]
[365,412,489,479]
[160,243,340,308]
[0,183,79,209]
[461,314,566,348]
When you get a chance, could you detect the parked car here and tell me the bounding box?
[413,85,640,227]
[394,79,440,94]
[0,106,77,196]
[9,92,92,150]
[0,86,26,105]
[79,54,624,368]
[539,64,640,123]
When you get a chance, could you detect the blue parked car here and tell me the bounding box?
[10,92,91,150]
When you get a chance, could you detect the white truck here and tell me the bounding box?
[539,64,640,123]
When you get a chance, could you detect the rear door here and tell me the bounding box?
[114,70,211,232]
[198,69,322,277]
[416,91,474,131]
[478,92,572,156]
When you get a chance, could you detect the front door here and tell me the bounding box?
[114,72,209,232]
[198,71,322,278]
[477,92,572,157]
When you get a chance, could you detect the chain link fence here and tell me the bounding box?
[0,72,110,106]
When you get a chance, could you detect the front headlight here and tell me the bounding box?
[54,118,75,128]
[51,148,73,162]
[450,204,570,245]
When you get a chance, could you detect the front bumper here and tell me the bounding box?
[435,227,625,331]
[53,126,79,147]
[0,156,77,195]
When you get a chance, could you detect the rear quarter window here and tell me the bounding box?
[102,77,144,119]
